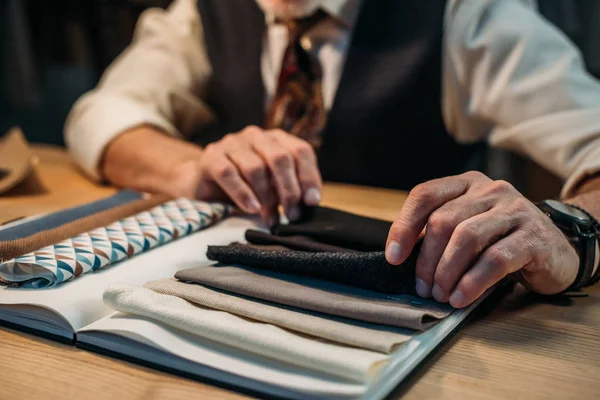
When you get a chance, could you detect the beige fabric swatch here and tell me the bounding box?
[144,278,412,354]
[104,284,388,382]
[175,265,453,330]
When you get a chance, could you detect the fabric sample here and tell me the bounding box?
[205,242,420,294]
[0,190,143,241]
[0,193,170,261]
[145,278,412,353]
[245,229,354,253]
[271,206,392,251]
[176,265,453,331]
[0,199,230,288]
[104,284,388,382]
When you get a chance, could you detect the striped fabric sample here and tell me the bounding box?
[0,199,231,288]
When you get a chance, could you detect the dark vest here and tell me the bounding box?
[194,0,484,190]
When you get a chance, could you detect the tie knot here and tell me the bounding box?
[281,10,327,44]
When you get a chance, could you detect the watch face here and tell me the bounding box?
[543,199,591,225]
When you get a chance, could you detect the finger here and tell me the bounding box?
[224,144,278,220]
[430,208,517,302]
[271,130,322,206]
[252,131,303,220]
[414,196,495,298]
[207,153,261,214]
[448,230,532,308]
[386,171,488,265]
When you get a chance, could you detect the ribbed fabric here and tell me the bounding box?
[0,194,170,261]
[175,265,453,330]
[206,243,419,294]
[104,284,388,382]
[144,278,412,353]
[0,190,143,241]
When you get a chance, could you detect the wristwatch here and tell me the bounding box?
[537,200,600,290]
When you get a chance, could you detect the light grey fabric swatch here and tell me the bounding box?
[175,265,453,331]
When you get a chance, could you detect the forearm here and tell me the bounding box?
[101,126,203,198]
[65,0,213,180]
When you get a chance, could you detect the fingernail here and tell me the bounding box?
[432,284,445,302]
[287,206,301,222]
[385,241,402,264]
[246,198,261,213]
[449,290,465,308]
[304,187,321,205]
[415,278,432,298]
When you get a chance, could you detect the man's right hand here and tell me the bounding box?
[102,125,322,225]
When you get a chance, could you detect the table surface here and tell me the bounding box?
[1,145,599,400]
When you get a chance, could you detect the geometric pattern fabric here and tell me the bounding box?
[0,199,231,288]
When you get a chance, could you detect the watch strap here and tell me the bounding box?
[568,204,600,286]
[568,228,596,290]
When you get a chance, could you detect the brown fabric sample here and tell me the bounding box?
[175,265,453,330]
[144,278,412,353]
[206,242,420,294]
[0,194,171,261]
[245,229,355,252]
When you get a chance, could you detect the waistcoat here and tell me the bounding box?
[194,0,484,190]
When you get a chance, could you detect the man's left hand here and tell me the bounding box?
[385,171,579,308]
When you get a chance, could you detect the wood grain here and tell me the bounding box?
[1,146,599,400]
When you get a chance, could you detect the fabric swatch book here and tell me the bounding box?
[0,192,500,399]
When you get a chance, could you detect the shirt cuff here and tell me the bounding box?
[65,95,180,181]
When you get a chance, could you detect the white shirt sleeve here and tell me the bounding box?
[443,0,600,197]
[64,0,214,180]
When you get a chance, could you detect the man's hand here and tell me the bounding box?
[102,125,321,224]
[385,171,579,308]
[170,126,322,224]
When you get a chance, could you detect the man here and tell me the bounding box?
[66,0,600,307]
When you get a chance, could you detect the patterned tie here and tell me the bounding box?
[264,11,328,148]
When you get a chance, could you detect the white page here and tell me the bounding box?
[0,217,259,331]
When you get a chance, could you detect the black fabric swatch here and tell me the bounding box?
[245,230,356,253]
[271,206,392,251]
[205,242,421,294]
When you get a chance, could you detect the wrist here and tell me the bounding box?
[101,125,204,197]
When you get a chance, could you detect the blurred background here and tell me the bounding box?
[1,0,599,198]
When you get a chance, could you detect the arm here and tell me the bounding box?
[386,0,600,307]
[443,0,600,218]
[65,0,322,222]
[64,0,214,182]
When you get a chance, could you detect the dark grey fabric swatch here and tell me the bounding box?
[205,242,420,294]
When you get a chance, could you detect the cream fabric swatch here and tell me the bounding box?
[144,278,412,353]
[104,284,388,382]
[175,265,453,330]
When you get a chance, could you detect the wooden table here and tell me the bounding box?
[1,145,599,400]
